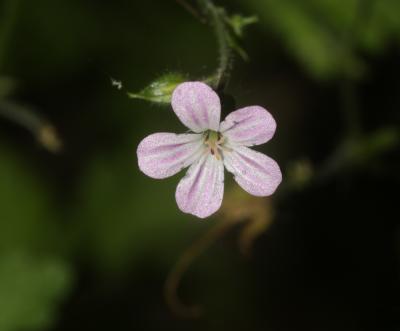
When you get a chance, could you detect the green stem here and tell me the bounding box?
[280,127,399,197]
[0,0,20,73]
[318,128,398,180]
[0,100,41,133]
[198,0,232,90]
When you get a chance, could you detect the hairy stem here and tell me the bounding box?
[198,0,232,90]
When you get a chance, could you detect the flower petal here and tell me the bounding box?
[224,146,282,196]
[171,82,221,132]
[220,106,276,146]
[137,132,204,179]
[176,154,224,218]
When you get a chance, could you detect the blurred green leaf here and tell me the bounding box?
[0,251,72,331]
[74,151,197,273]
[350,128,399,164]
[360,0,400,52]
[0,143,62,253]
[243,0,400,80]
[245,0,361,78]
[319,128,399,178]
[128,72,187,104]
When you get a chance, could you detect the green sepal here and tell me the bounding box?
[226,14,259,38]
[222,12,259,61]
[127,73,187,104]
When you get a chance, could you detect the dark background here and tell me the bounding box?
[0,0,399,330]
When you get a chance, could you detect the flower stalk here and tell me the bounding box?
[197,0,233,90]
[164,219,233,318]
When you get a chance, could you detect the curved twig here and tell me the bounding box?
[164,220,233,318]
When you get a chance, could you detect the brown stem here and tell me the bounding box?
[164,220,233,318]
[0,101,62,153]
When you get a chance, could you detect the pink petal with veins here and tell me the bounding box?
[220,106,276,146]
[171,82,221,133]
[176,154,224,218]
[137,132,203,179]
[224,146,282,196]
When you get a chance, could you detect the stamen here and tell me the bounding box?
[220,145,233,153]
[203,130,226,161]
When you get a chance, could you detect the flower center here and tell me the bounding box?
[204,130,226,160]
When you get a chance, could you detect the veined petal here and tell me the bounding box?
[137,132,203,179]
[171,82,221,133]
[176,154,224,218]
[220,106,276,146]
[224,146,282,196]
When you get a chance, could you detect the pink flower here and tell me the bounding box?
[137,82,282,218]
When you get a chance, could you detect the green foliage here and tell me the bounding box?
[0,143,61,253]
[243,0,400,79]
[128,73,187,104]
[74,151,196,272]
[347,128,399,166]
[0,252,72,331]
[0,143,72,331]
[360,0,400,51]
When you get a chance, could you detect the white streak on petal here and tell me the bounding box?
[171,82,221,132]
[220,106,276,146]
[176,154,224,218]
[224,146,282,196]
[137,132,204,179]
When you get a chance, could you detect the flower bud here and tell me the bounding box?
[128,73,187,104]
